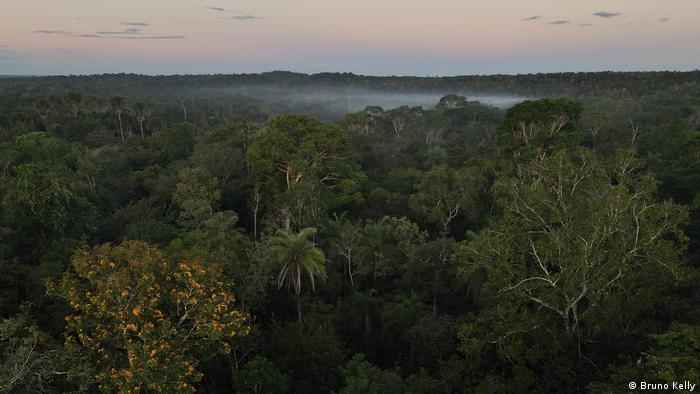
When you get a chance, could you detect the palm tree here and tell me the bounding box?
[268,227,326,322]
[110,96,126,142]
[131,102,149,139]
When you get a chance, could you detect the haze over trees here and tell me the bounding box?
[0,71,698,393]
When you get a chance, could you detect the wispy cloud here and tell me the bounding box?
[33,30,72,35]
[229,15,264,21]
[594,11,620,18]
[79,34,186,40]
[659,18,670,22]
[205,6,263,20]
[521,16,541,21]
[549,20,571,25]
[578,23,592,27]
[122,22,150,27]
[95,28,141,35]
[34,29,184,40]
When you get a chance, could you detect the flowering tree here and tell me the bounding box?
[49,241,249,393]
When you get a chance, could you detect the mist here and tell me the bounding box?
[200,85,532,118]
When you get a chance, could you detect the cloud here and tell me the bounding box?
[229,15,264,20]
[594,11,620,18]
[205,6,262,20]
[549,20,571,25]
[521,16,541,21]
[33,29,73,35]
[578,23,592,27]
[659,18,670,22]
[122,22,150,27]
[79,34,186,40]
[34,29,183,40]
[95,28,141,35]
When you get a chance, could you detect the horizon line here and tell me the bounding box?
[2,68,699,79]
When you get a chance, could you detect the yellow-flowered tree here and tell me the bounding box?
[48,240,249,393]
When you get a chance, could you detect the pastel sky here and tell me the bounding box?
[0,0,698,76]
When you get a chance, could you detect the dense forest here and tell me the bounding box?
[0,71,698,393]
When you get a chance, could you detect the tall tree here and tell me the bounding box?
[460,148,688,334]
[247,115,365,229]
[110,96,126,142]
[268,227,326,321]
[325,213,363,291]
[409,165,488,235]
[64,92,83,118]
[132,102,150,139]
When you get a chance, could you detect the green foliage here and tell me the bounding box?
[172,167,222,229]
[269,227,327,295]
[496,98,583,162]
[591,323,700,392]
[338,354,405,394]
[265,315,346,393]
[0,309,94,393]
[409,165,488,233]
[0,72,699,394]
[247,115,366,228]
[232,356,288,394]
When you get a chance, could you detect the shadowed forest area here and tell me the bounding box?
[0,71,699,393]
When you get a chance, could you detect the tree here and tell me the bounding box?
[32,98,52,131]
[387,106,422,137]
[231,356,288,394]
[409,165,488,234]
[167,211,269,312]
[110,96,126,142]
[132,102,150,139]
[64,92,83,118]
[436,94,468,110]
[171,167,222,230]
[325,213,363,290]
[459,148,688,334]
[265,315,346,393]
[2,133,96,244]
[48,241,249,393]
[268,227,326,321]
[0,309,93,392]
[247,115,365,229]
[591,323,700,391]
[338,354,405,394]
[495,98,583,165]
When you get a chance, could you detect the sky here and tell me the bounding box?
[0,0,698,76]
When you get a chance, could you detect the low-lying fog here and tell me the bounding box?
[332,91,528,112]
[204,85,532,115]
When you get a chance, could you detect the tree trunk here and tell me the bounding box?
[118,112,124,142]
[432,279,439,317]
[296,294,302,322]
[139,121,145,139]
[347,255,356,291]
